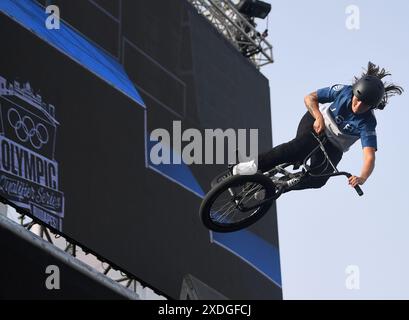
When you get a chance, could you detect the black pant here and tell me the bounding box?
[258,112,343,191]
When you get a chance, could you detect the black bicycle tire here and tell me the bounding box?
[200,173,277,233]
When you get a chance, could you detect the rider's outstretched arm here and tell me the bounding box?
[349,147,376,187]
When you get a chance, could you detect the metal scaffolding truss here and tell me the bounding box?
[15,214,164,299]
[187,0,274,68]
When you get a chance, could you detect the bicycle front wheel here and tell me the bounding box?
[200,174,277,233]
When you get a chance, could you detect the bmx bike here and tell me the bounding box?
[199,134,363,233]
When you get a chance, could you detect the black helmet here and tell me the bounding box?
[353,75,385,108]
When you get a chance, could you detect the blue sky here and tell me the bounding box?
[261,0,409,299]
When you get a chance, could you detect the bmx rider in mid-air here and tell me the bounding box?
[232,62,403,191]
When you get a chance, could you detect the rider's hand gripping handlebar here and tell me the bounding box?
[344,173,364,197]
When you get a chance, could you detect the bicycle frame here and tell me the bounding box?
[241,134,364,211]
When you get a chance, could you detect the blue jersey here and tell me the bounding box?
[317,84,378,151]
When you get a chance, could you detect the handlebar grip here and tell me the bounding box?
[344,173,364,197]
[354,185,364,197]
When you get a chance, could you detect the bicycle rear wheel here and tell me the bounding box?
[200,174,277,233]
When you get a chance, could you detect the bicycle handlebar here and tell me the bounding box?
[271,165,364,197]
[320,171,364,196]
[301,133,364,197]
[344,172,364,197]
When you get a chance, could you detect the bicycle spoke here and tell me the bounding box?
[210,184,250,214]
[209,181,267,225]
[210,186,250,217]
[211,198,236,216]
[241,184,263,200]
[213,203,238,223]
[211,202,237,223]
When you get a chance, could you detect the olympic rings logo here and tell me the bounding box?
[7,108,49,149]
